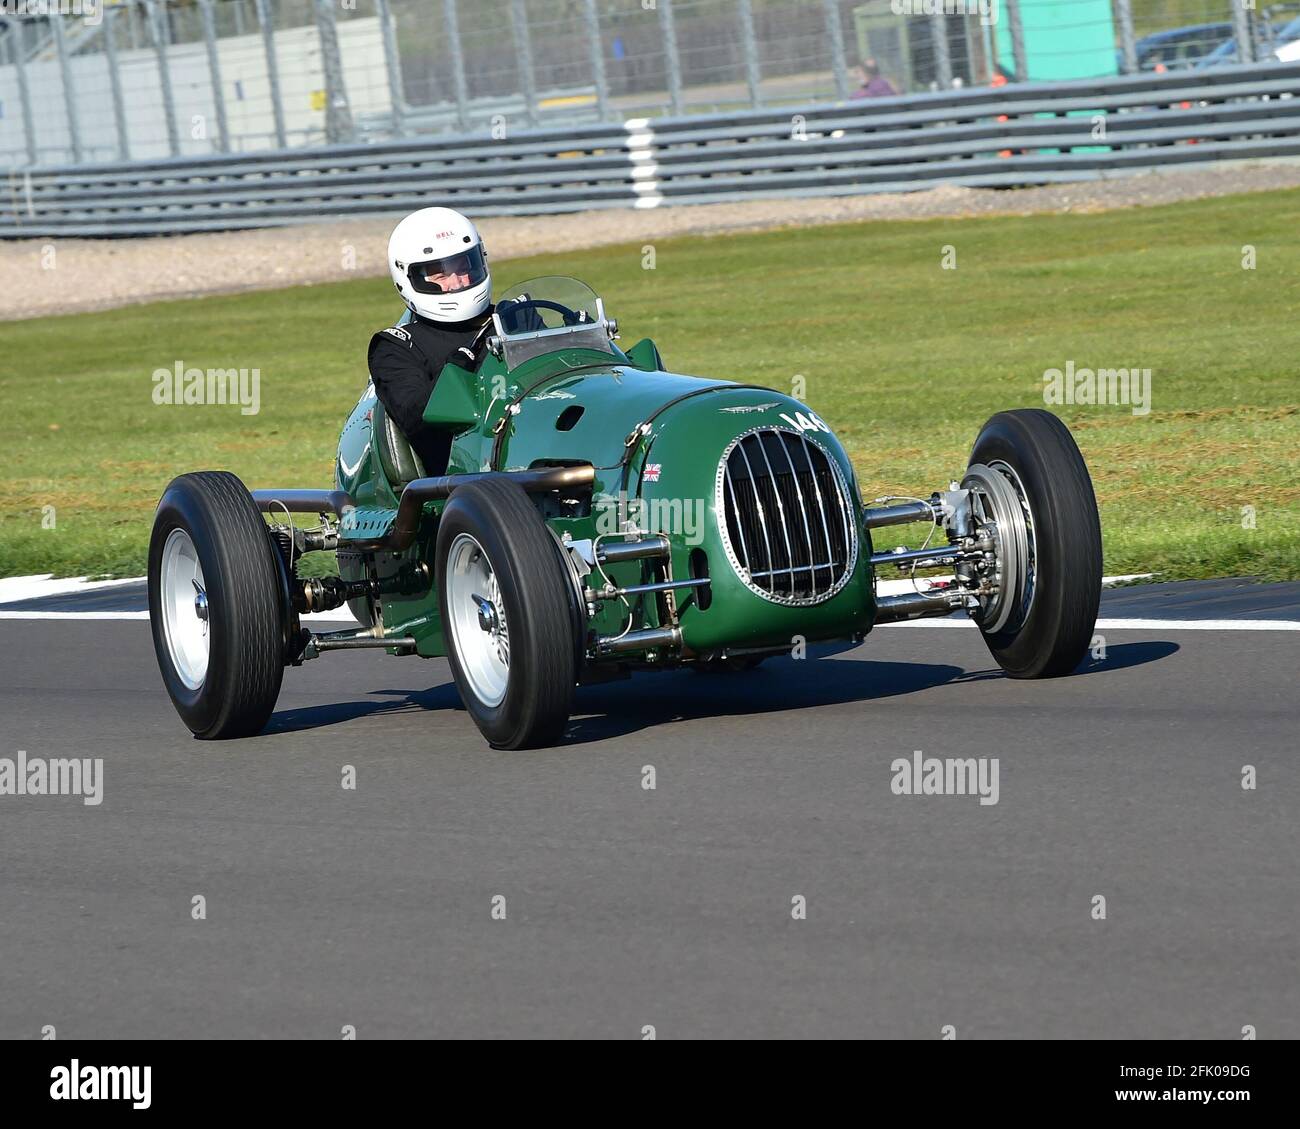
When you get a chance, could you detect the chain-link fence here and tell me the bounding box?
[2,0,1296,169]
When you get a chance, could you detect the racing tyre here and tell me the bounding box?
[148,471,288,738]
[965,409,1101,678]
[436,478,577,749]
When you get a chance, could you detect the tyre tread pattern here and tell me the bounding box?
[974,409,1102,679]
[437,478,577,749]
[150,471,286,738]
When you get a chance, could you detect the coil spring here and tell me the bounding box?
[269,526,295,575]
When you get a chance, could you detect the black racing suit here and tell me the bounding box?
[366,309,494,475]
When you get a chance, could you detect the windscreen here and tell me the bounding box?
[492,277,614,368]
[496,276,602,335]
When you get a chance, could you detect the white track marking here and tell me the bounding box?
[881,618,1300,631]
[0,610,356,624]
[0,574,147,605]
[0,611,1295,631]
[3,572,1159,606]
[874,573,1154,597]
[2,576,1292,631]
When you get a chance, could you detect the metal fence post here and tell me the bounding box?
[195,0,229,152]
[255,0,289,148]
[931,12,952,89]
[1115,0,1137,74]
[582,0,609,121]
[101,6,132,160]
[443,0,470,132]
[823,0,850,101]
[314,0,355,144]
[145,0,181,156]
[375,0,406,135]
[8,20,39,167]
[1231,1,1255,64]
[51,14,84,164]
[660,0,684,116]
[738,0,762,108]
[1005,0,1028,81]
[510,0,539,128]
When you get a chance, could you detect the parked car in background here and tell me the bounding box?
[1195,14,1300,68]
[1130,23,1234,71]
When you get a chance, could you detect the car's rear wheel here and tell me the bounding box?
[149,471,288,737]
[965,409,1101,678]
[436,479,577,749]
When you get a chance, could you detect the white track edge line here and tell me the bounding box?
[1,612,1296,631]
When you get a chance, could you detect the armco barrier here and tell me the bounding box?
[4,61,1300,239]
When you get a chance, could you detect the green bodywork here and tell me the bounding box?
[334,318,877,663]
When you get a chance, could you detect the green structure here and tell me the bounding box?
[996,0,1119,81]
[852,0,1119,91]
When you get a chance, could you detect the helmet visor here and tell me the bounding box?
[407,245,488,295]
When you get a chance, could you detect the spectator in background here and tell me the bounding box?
[850,58,898,99]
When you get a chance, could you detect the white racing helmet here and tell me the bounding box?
[387,207,491,323]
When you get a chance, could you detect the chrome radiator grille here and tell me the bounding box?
[716,427,858,605]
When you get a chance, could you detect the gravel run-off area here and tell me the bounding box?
[4,162,1300,323]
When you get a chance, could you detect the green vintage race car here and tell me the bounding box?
[148,275,1102,749]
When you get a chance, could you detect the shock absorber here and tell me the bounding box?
[295,576,380,614]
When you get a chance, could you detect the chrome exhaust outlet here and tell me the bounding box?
[596,534,671,564]
[596,625,682,656]
[874,590,966,624]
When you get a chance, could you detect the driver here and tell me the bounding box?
[368,206,499,475]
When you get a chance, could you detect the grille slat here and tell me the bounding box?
[775,433,820,601]
[751,433,797,600]
[718,427,857,606]
[734,437,776,586]
[723,464,752,574]
[799,431,838,596]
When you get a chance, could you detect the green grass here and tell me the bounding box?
[2,187,1298,582]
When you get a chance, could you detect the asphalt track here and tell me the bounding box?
[0,580,1296,1039]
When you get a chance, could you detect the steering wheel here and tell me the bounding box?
[501,297,588,328]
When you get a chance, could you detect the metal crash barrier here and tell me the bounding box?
[4,61,1300,239]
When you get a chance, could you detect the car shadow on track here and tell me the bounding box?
[949,640,1181,685]
[565,656,965,744]
[1076,639,1180,673]
[568,640,1181,743]
[264,683,462,734]
[261,641,1179,740]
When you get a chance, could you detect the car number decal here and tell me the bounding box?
[779,410,832,434]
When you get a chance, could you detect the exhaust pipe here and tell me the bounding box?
[597,534,670,564]
[874,590,967,624]
[254,464,596,552]
[596,625,682,656]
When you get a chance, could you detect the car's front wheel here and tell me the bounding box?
[148,471,288,738]
[436,478,577,749]
[964,409,1102,678]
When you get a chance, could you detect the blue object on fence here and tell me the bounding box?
[612,36,625,60]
